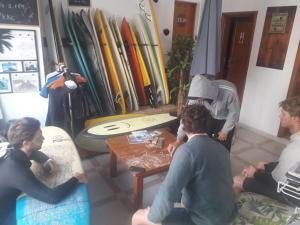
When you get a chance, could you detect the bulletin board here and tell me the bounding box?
[0,29,40,93]
[256,6,297,70]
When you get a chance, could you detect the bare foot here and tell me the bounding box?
[233,176,245,193]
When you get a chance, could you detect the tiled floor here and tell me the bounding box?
[81,124,288,225]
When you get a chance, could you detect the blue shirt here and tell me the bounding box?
[148,135,236,225]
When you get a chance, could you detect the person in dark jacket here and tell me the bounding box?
[0,117,87,225]
[132,105,236,225]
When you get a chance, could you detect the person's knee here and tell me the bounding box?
[132,209,147,225]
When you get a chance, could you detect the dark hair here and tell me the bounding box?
[7,117,40,148]
[280,96,300,118]
[182,105,212,134]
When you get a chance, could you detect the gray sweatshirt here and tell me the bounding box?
[148,135,237,224]
[177,75,240,140]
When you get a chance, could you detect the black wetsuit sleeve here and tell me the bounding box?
[15,168,78,204]
[29,151,49,164]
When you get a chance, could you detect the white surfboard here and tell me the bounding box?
[87,113,177,136]
[102,11,133,112]
[109,17,139,111]
[134,14,165,104]
[88,10,116,111]
[143,1,170,104]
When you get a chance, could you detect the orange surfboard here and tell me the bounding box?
[121,18,148,106]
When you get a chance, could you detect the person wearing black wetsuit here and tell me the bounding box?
[0,117,87,225]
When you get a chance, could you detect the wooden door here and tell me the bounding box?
[278,41,300,137]
[172,1,196,43]
[225,19,253,102]
[218,12,257,104]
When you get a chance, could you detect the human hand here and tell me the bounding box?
[75,173,88,183]
[233,176,245,192]
[43,159,55,174]
[167,140,182,157]
[242,166,257,178]
[218,131,228,141]
[256,161,269,171]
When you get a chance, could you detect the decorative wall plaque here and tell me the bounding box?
[269,13,288,34]
[257,6,297,70]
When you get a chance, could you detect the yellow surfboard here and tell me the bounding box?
[147,0,170,104]
[94,9,126,114]
[129,23,155,106]
[129,24,151,87]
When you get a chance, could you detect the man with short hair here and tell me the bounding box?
[233,96,300,206]
[0,117,87,225]
[132,105,236,225]
[169,75,240,153]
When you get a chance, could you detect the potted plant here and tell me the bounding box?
[167,36,195,116]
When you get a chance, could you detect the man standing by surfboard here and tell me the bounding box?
[169,75,240,152]
[0,117,87,225]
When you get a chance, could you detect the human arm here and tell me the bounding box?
[15,167,81,204]
[168,120,185,155]
[148,146,193,223]
[29,150,55,174]
[221,94,240,138]
[29,150,49,164]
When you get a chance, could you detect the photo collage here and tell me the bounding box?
[0,29,40,93]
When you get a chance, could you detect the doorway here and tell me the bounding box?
[172,1,197,44]
[278,41,300,137]
[217,12,257,104]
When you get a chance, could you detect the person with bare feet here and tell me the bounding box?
[233,97,300,206]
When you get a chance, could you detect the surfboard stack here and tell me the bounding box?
[60,1,169,116]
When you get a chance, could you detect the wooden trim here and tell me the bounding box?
[278,40,300,137]
[256,6,297,69]
[287,40,300,97]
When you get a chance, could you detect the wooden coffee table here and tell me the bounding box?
[106,128,176,210]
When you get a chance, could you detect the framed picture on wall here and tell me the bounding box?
[0,29,38,61]
[23,61,38,72]
[0,61,23,73]
[0,73,12,93]
[11,73,39,93]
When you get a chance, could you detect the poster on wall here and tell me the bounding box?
[0,29,40,93]
[0,29,37,60]
[23,60,38,72]
[11,73,39,93]
[0,73,12,93]
[0,61,23,72]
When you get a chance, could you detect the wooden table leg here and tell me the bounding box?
[133,175,144,210]
[110,150,117,177]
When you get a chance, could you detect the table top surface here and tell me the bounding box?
[106,128,176,172]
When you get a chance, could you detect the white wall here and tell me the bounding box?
[0,22,48,126]
[223,0,300,135]
[2,0,298,135]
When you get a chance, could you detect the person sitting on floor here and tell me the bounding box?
[132,105,237,225]
[0,117,88,225]
[233,96,300,206]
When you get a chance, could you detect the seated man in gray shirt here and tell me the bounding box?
[233,96,300,206]
[132,105,237,225]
